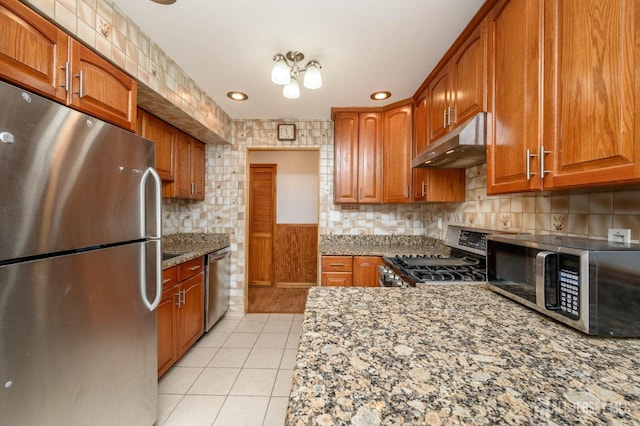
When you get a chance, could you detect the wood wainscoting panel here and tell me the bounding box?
[274,224,318,287]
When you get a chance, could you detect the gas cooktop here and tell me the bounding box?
[378,225,518,287]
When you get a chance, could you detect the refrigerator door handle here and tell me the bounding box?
[140,240,162,312]
[140,167,162,239]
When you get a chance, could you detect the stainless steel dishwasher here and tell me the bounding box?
[204,247,230,331]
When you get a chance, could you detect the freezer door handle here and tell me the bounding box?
[140,167,162,239]
[140,241,162,311]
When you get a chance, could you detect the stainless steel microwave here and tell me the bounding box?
[486,234,640,337]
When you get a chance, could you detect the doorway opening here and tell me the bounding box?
[246,150,319,313]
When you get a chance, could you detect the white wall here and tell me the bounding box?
[248,150,319,224]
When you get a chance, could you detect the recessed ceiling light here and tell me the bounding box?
[150,0,176,4]
[227,91,248,101]
[370,91,391,101]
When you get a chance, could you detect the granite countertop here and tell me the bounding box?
[287,285,640,425]
[161,233,230,269]
[320,235,449,257]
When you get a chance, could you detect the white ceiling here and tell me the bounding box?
[112,0,486,120]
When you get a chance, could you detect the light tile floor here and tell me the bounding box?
[158,313,303,426]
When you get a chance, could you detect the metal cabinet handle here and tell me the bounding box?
[181,289,186,306]
[525,149,537,181]
[447,106,456,126]
[443,109,448,128]
[162,278,171,284]
[330,263,345,267]
[74,70,84,98]
[60,62,70,92]
[421,181,426,197]
[540,145,551,178]
[404,185,409,198]
[189,265,200,271]
[175,291,181,307]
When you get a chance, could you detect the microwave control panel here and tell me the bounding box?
[559,256,580,319]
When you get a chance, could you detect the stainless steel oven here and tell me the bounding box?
[487,234,640,337]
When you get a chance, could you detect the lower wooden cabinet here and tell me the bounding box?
[157,257,205,378]
[321,255,382,287]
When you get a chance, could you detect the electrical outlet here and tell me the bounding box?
[608,228,631,244]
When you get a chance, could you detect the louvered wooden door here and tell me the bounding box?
[248,164,276,286]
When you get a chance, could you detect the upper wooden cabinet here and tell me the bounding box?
[413,168,466,202]
[138,108,206,200]
[68,40,136,131]
[487,0,639,195]
[383,101,413,203]
[487,0,542,194]
[413,91,466,203]
[427,19,487,146]
[0,0,68,102]
[167,132,206,200]
[541,0,639,189]
[0,0,137,131]
[138,109,176,181]
[333,110,383,203]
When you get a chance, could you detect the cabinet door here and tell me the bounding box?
[139,109,176,182]
[334,112,359,203]
[414,169,466,203]
[452,19,487,126]
[357,112,383,203]
[69,40,137,132]
[428,67,452,144]
[322,272,353,287]
[543,0,639,188]
[383,102,413,203]
[191,140,206,200]
[487,0,543,195]
[175,132,192,198]
[413,94,429,158]
[157,284,178,378]
[353,256,382,287]
[0,0,68,102]
[177,272,205,357]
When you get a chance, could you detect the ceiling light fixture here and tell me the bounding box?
[370,91,392,101]
[150,0,176,4]
[227,91,248,101]
[271,51,322,99]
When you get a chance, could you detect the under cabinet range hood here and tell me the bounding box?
[412,112,486,168]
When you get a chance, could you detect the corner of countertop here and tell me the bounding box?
[161,232,230,269]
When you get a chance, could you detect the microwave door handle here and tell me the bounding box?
[536,251,559,310]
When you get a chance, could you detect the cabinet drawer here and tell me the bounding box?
[322,272,353,287]
[179,256,204,280]
[321,256,353,272]
[162,266,179,290]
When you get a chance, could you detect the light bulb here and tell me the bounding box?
[283,78,300,99]
[271,55,291,85]
[303,61,322,89]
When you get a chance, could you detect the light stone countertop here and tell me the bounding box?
[286,285,640,425]
[161,233,230,269]
[320,235,449,257]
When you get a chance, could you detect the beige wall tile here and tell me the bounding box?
[569,193,589,213]
[613,190,640,214]
[587,215,612,238]
[589,192,613,214]
[551,194,569,213]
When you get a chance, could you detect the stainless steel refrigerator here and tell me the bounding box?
[0,79,162,425]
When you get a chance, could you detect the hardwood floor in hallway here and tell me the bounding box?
[248,286,309,313]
